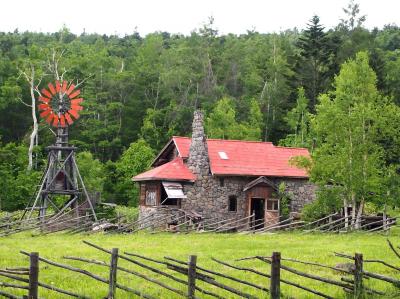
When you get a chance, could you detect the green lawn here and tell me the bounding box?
[1,230,400,298]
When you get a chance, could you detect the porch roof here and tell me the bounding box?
[243,176,278,192]
[133,157,196,182]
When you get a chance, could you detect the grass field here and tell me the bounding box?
[1,230,400,298]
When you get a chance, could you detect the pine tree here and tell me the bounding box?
[296,15,332,110]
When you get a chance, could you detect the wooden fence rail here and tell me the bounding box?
[1,240,400,298]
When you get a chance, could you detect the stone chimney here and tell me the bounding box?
[187,110,210,176]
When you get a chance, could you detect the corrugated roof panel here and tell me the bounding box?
[173,136,309,178]
[133,157,196,182]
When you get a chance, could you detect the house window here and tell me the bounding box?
[266,199,279,211]
[162,198,179,206]
[219,178,225,187]
[145,187,157,206]
[228,195,237,212]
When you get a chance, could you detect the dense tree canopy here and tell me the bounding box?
[1,3,400,210]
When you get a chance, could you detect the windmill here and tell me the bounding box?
[21,81,97,223]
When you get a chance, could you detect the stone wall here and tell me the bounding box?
[138,206,181,229]
[273,178,316,212]
[182,176,248,222]
[182,176,316,221]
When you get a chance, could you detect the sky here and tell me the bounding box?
[0,0,399,36]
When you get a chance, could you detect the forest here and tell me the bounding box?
[0,2,399,219]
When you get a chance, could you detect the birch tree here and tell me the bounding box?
[18,63,43,171]
[281,87,310,147]
[310,51,383,229]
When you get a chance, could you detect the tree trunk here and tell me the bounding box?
[355,199,364,229]
[343,197,349,229]
[351,192,356,229]
[27,66,38,171]
[383,203,387,231]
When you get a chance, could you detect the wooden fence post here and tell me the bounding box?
[108,248,119,299]
[354,253,364,298]
[270,252,281,299]
[28,252,39,299]
[188,255,197,299]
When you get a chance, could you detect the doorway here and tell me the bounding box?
[250,198,265,229]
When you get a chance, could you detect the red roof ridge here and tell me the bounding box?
[173,136,275,145]
[206,138,274,144]
[274,145,310,150]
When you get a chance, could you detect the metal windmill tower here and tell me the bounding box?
[21,81,97,223]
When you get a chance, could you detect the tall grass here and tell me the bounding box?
[0,229,400,298]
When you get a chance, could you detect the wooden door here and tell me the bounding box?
[246,184,280,227]
[250,198,265,229]
[265,198,279,225]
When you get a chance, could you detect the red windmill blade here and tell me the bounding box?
[66,84,75,96]
[71,104,83,111]
[41,88,52,99]
[59,115,66,128]
[64,112,74,125]
[40,110,52,118]
[38,81,84,127]
[68,109,80,119]
[61,81,68,93]
[39,96,50,103]
[48,83,56,95]
[52,115,59,127]
[45,113,54,125]
[55,81,61,93]
[38,103,50,111]
[69,89,80,99]
[71,98,83,105]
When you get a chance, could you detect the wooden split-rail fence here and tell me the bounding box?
[1,240,400,298]
[0,208,397,237]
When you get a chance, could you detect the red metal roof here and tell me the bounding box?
[133,157,196,182]
[172,136,309,178]
[134,137,310,182]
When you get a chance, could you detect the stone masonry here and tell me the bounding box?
[182,176,247,221]
[181,110,315,221]
[187,110,210,176]
[275,178,317,212]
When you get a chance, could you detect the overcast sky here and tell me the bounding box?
[1,0,399,36]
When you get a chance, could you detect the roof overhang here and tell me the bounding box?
[212,172,309,179]
[243,176,278,192]
[133,177,194,183]
[150,138,175,167]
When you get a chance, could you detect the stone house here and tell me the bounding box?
[133,110,315,227]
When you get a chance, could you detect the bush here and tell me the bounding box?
[276,182,291,218]
[301,186,342,222]
[0,143,41,211]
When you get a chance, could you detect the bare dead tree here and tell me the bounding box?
[47,48,67,81]
[19,65,44,171]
